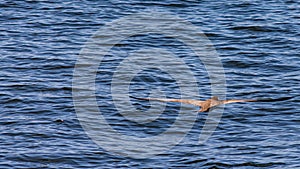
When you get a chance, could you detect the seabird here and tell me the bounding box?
[130,96,256,112]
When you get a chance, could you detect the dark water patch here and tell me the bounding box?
[229,25,283,32]
[204,161,285,168]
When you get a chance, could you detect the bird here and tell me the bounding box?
[130,96,256,112]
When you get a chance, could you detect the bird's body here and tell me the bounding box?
[130,96,256,112]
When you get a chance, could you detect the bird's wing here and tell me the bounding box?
[222,99,257,104]
[130,96,204,106]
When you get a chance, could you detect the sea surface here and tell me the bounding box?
[1,0,299,168]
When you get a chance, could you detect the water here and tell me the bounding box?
[1,0,299,168]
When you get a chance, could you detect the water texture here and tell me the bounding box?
[1,0,299,168]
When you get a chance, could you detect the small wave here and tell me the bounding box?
[229,25,283,32]
[204,161,285,168]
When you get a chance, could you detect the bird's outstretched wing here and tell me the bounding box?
[222,99,257,104]
[130,96,204,106]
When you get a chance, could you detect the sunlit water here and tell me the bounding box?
[1,0,299,168]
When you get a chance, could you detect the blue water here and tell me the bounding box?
[1,0,300,168]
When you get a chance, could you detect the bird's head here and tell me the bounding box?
[211,96,219,100]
